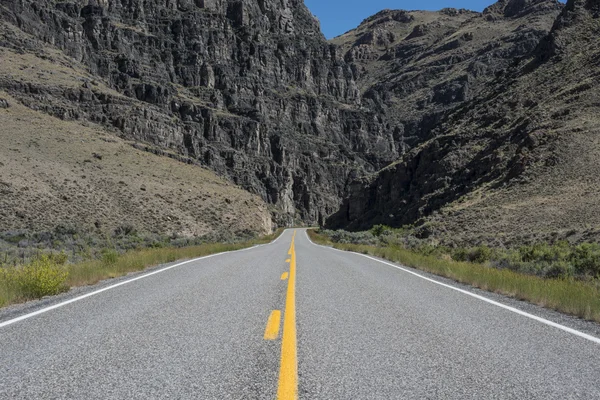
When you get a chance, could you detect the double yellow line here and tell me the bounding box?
[277,231,298,399]
[262,231,298,399]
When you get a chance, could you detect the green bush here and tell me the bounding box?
[519,242,569,264]
[101,249,119,265]
[47,251,68,265]
[370,225,388,237]
[149,240,166,249]
[571,243,600,277]
[543,261,575,279]
[469,246,492,263]
[10,256,69,299]
[452,248,469,262]
[415,244,439,257]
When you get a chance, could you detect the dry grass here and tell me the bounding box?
[0,91,272,238]
[308,230,600,323]
[0,229,284,307]
[0,29,123,96]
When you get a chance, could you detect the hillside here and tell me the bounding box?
[327,0,600,246]
[330,1,562,152]
[0,90,272,252]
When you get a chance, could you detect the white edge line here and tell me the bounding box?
[270,230,284,245]
[0,230,290,329]
[304,231,600,345]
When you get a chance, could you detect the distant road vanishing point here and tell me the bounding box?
[1,229,599,399]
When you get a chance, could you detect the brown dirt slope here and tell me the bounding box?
[327,0,600,246]
[0,91,272,239]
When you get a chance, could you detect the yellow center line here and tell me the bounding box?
[287,231,296,255]
[281,272,289,280]
[277,230,298,400]
[264,310,282,340]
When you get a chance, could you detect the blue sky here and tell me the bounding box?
[304,0,562,39]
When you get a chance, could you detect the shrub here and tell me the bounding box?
[518,242,569,263]
[53,224,78,236]
[11,256,69,299]
[149,240,166,249]
[543,261,575,279]
[571,243,600,277]
[452,247,469,262]
[47,251,68,265]
[370,225,388,237]
[415,244,439,257]
[469,245,492,264]
[101,249,119,265]
[114,224,137,237]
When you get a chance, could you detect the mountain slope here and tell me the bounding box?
[330,1,562,151]
[0,91,272,242]
[327,0,600,246]
[0,0,564,227]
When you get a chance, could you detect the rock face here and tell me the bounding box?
[330,1,562,153]
[328,0,600,246]
[0,0,401,225]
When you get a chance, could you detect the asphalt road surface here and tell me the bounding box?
[1,229,600,399]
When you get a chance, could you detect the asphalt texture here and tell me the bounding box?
[1,229,600,399]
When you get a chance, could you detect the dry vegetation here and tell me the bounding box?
[0,229,284,308]
[309,229,600,323]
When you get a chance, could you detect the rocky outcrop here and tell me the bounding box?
[332,1,562,152]
[328,0,600,246]
[0,0,401,225]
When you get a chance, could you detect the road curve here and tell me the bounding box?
[1,229,599,399]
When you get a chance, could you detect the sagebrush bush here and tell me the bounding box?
[47,251,68,265]
[519,242,569,263]
[469,245,492,263]
[9,256,69,299]
[370,225,389,237]
[543,261,575,279]
[571,243,600,277]
[452,247,469,262]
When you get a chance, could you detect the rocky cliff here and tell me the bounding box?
[328,0,600,246]
[0,0,403,225]
[330,0,562,155]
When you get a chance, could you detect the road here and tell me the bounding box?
[1,229,600,399]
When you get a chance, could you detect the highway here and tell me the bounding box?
[1,229,600,399]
